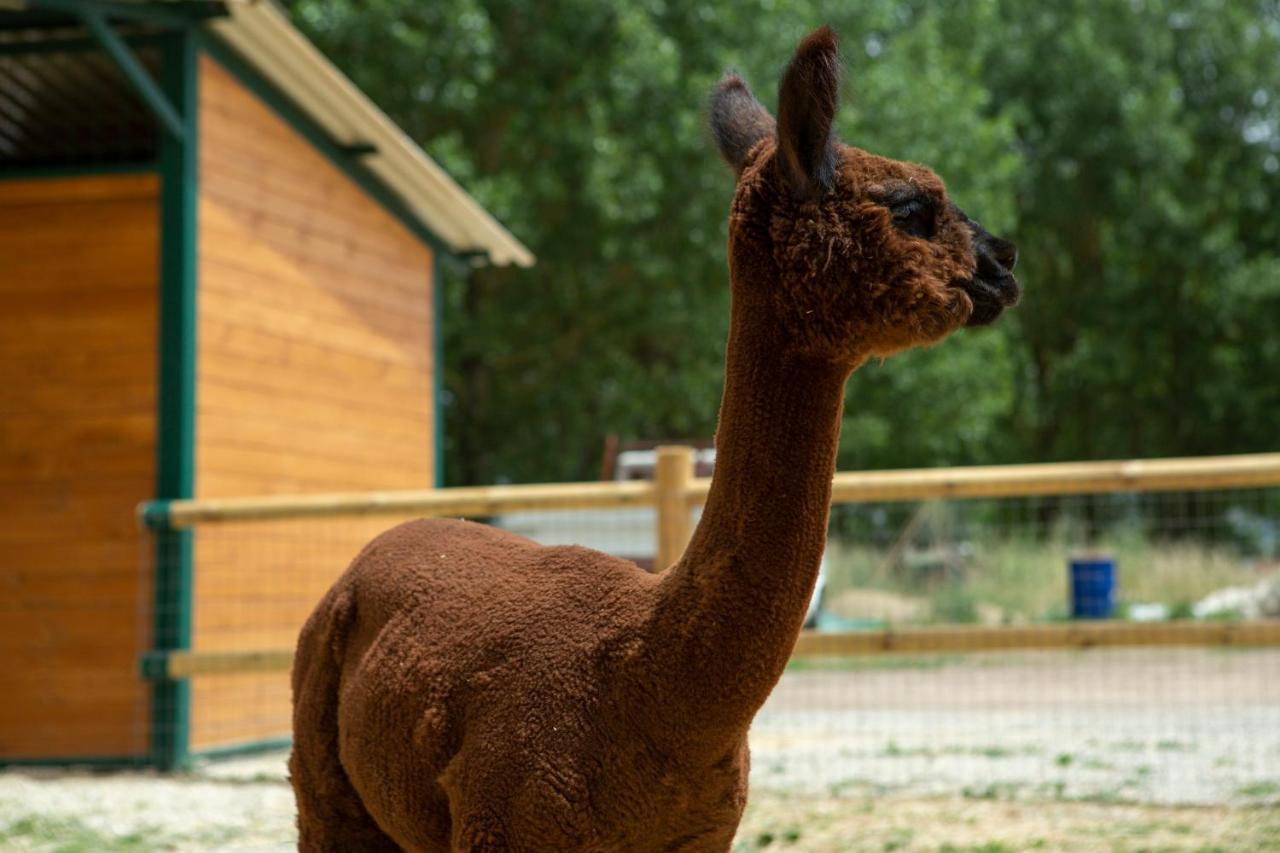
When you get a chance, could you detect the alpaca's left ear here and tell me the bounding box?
[709,74,775,176]
[777,26,840,199]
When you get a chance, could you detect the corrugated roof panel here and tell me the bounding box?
[0,34,160,170]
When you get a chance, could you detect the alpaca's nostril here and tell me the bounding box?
[991,238,1018,272]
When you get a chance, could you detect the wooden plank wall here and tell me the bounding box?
[0,175,159,759]
[192,56,435,750]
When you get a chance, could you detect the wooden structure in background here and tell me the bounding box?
[188,56,438,753]
[0,175,160,760]
[0,0,529,768]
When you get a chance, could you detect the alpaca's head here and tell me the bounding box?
[710,26,1020,364]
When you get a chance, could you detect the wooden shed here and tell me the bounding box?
[0,0,532,768]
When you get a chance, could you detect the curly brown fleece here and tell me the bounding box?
[290,26,1020,852]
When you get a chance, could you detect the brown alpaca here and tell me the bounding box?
[290,27,1020,852]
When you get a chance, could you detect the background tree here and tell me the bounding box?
[285,0,1280,485]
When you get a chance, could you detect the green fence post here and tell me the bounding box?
[149,27,198,772]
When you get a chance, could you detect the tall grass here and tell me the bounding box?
[823,511,1267,626]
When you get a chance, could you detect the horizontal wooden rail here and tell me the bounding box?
[791,620,1280,656]
[687,452,1280,504]
[164,649,294,678]
[146,452,1280,528]
[147,621,1280,678]
[157,480,656,528]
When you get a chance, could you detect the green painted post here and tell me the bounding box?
[80,8,185,140]
[433,254,446,488]
[150,29,198,772]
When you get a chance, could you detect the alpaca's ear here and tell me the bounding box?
[776,26,840,199]
[709,74,775,176]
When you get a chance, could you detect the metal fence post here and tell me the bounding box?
[654,445,695,571]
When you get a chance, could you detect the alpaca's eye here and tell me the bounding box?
[889,197,936,239]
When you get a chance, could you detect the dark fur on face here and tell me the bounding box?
[709,26,1020,364]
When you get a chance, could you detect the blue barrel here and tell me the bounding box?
[1069,554,1116,619]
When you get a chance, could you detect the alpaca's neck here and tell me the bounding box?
[648,285,851,736]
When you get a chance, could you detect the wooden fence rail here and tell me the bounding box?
[157,479,657,528]
[149,449,1280,572]
[140,450,1280,679]
[685,451,1280,504]
[153,450,1280,529]
[152,621,1280,679]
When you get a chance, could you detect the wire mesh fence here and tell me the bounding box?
[133,458,1280,812]
[753,646,1280,808]
[821,487,1280,628]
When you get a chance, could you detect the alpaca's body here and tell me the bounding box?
[291,520,748,850]
[291,26,1020,851]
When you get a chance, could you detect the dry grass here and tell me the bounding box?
[824,532,1267,626]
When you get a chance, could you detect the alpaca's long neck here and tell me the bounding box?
[647,283,851,737]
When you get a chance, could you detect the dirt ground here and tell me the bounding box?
[736,794,1279,852]
[2,648,1277,851]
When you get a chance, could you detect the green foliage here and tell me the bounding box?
[962,0,1280,462]
[284,0,1280,484]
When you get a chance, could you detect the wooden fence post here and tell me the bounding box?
[654,445,695,572]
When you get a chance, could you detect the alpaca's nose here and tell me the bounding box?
[989,237,1018,272]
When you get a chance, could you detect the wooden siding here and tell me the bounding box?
[0,175,159,759]
[192,56,435,750]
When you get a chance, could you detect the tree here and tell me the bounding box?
[957,0,1280,461]
[284,0,1280,485]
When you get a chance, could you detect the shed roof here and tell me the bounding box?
[208,0,532,267]
[0,0,535,267]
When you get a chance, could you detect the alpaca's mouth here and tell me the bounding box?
[960,225,1021,327]
[961,272,1021,327]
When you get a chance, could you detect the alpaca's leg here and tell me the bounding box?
[290,741,400,852]
[290,594,400,852]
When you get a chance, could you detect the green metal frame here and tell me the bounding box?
[25,0,227,28]
[433,253,446,486]
[0,161,157,180]
[15,1,193,139]
[194,736,293,761]
[80,7,184,139]
[148,28,199,772]
[0,31,168,55]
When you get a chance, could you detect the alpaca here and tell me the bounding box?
[290,26,1020,852]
